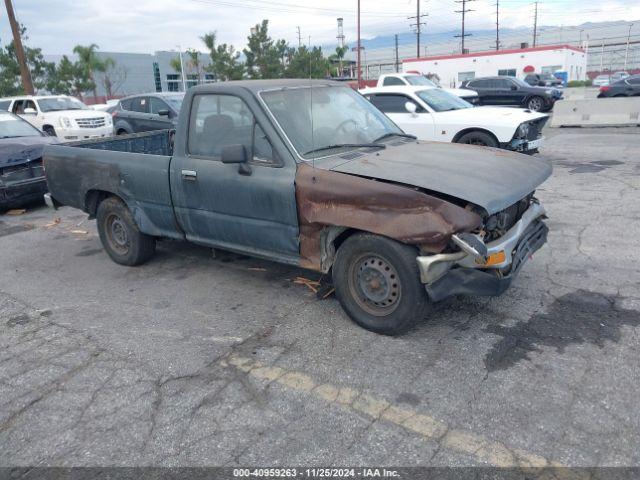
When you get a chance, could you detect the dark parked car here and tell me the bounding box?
[460,76,560,112]
[113,93,184,135]
[598,75,640,97]
[44,80,551,335]
[523,73,563,88]
[0,111,59,210]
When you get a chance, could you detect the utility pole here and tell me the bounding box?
[495,0,500,50]
[532,1,538,47]
[394,34,399,72]
[454,0,475,54]
[296,26,302,48]
[4,0,34,94]
[408,0,428,58]
[624,23,634,71]
[600,39,604,71]
[357,0,362,88]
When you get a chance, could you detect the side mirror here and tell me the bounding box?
[24,107,37,115]
[221,144,251,175]
[404,101,418,115]
[157,109,170,117]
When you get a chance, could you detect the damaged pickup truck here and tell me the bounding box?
[44,80,551,335]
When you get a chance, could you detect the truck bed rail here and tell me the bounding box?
[68,130,174,156]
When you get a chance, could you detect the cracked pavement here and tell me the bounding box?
[0,126,639,467]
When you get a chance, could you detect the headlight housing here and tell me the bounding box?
[517,123,530,138]
[59,116,72,128]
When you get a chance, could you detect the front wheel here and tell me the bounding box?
[96,196,156,266]
[332,233,428,335]
[527,96,545,111]
[456,131,498,148]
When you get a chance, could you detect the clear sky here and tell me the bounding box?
[0,0,638,54]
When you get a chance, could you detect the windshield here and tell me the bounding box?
[405,75,438,87]
[164,94,184,111]
[261,86,403,159]
[416,89,472,112]
[38,97,89,112]
[0,113,42,138]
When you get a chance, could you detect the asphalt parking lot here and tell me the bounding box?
[1,125,639,468]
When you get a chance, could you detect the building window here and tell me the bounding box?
[186,74,199,89]
[498,68,516,77]
[541,65,562,74]
[167,73,181,92]
[153,62,162,92]
[204,73,215,84]
[458,71,475,83]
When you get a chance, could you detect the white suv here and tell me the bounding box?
[0,95,113,140]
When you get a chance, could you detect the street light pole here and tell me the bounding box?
[176,45,187,92]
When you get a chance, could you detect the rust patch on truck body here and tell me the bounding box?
[295,163,482,271]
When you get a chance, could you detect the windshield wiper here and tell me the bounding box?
[303,143,386,156]
[373,132,417,142]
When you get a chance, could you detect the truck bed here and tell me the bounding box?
[44,129,181,239]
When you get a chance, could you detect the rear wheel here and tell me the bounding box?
[527,96,545,111]
[332,233,428,335]
[96,196,156,266]
[457,130,498,148]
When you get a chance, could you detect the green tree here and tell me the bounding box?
[329,45,349,77]
[73,43,110,100]
[201,32,244,81]
[244,20,283,79]
[285,46,329,79]
[0,27,55,96]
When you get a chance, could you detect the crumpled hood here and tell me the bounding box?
[0,136,60,168]
[328,141,552,215]
[438,106,548,127]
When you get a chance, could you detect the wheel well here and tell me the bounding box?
[452,128,499,145]
[42,124,55,132]
[85,190,120,218]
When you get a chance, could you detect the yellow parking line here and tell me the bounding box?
[222,354,569,470]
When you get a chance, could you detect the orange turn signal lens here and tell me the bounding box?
[477,251,506,266]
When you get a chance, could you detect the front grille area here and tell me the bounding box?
[76,117,106,129]
[0,158,44,184]
[484,193,534,242]
[526,117,548,140]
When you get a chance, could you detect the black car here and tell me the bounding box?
[113,93,184,135]
[0,111,59,210]
[598,75,640,98]
[523,72,563,88]
[460,76,559,112]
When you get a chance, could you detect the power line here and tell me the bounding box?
[454,0,476,53]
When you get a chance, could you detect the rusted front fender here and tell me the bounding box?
[295,163,482,271]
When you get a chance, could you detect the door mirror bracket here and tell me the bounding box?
[404,101,418,116]
[221,144,252,175]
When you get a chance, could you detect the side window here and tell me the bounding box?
[382,77,406,86]
[0,100,11,111]
[131,97,148,113]
[369,94,421,113]
[120,99,133,111]
[253,123,274,164]
[149,97,169,115]
[628,77,640,85]
[470,79,488,88]
[11,100,24,114]
[188,94,255,159]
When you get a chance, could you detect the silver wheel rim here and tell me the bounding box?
[529,97,543,110]
[106,214,130,255]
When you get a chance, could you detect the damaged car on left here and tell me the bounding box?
[0,111,59,210]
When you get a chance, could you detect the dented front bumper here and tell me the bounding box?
[417,202,548,302]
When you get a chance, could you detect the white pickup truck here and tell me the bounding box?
[0,95,113,140]
[377,73,479,104]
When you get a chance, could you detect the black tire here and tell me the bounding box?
[96,196,156,266]
[43,126,56,137]
[332,233,428,335]
[116,128,130,135]
[457,130,498,148]
[526,96,545,111]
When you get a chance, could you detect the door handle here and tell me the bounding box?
[181,169,197,181]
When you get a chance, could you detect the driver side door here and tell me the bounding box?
[366,93,435,141]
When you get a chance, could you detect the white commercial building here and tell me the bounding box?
[402,44,588,88]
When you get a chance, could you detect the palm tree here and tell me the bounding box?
[73,44,109,100]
